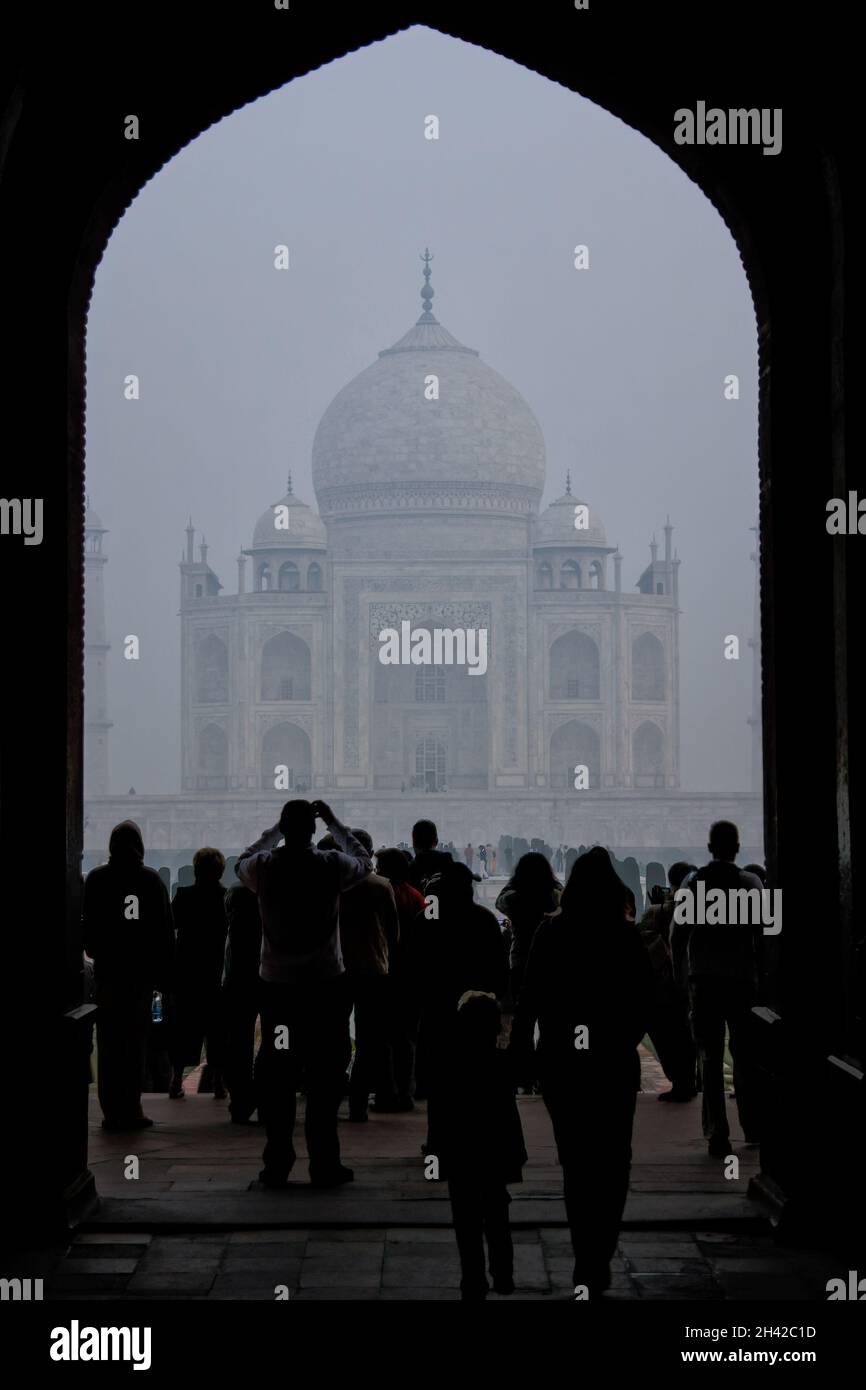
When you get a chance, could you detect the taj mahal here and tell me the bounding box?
[83,255,763,869]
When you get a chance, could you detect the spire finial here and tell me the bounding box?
[418,248,437,323]
[286,471,293,496]
[565,470,572,496]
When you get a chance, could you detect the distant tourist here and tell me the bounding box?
[319,828,399,1123]
[222,866,264,1124]
[168,847,229,1101]
[496,852,562,1092]
[82,821,174,1131]
[464,843,474,870]
[237,800,372,1187]
[374,847,428,1111]
[673,821,764,1157]
[638,861,698,1102]
[405,819,453,894]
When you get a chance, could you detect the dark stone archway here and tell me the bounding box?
[1,3,860,1248]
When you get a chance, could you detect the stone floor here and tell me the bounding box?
[1,1051,845,1301]
[11,1226,843,1301]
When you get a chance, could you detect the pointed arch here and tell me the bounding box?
[197,722,228,789]
[261,721,311,791]
[550,630,600,701]
[550,720,600,789]
[633,720,665,786]
[195,632,228,703]
[278,560,300,592]
[261,631,311,701]
[632,631,665,701]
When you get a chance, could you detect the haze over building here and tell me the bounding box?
[84,259,762,867]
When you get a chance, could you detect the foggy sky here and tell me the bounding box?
[85,25,759,796]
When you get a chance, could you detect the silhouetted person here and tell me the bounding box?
[237,800,372,1187]
[82,820,174,1131]
[501,837,514,875]
[496,852,562,1091]
[175,863,194,893]
[421,863,508,1154]
[169,847,229,1101]
[405,819,453,893]
[621,855,644,917]
[437,991,527,1301]
[645,861,667,897]
[374,847,427,1111]
[512,847,654,1295]
[639,860,699,1102]
[223,866,264,1124]
[673,821,764,1157]
[669,862,699,989]
[319,828,399,1122]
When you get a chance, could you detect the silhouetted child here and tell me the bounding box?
[435,990,527,1300]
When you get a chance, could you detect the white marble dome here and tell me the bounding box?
[85,498,106,531]
[250,480,327,550]
[311,288,546,522]
[535,485,607,547]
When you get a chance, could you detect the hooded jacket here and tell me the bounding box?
[82,821,175,994]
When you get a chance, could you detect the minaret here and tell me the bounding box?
[84,498,112,796]
[747,523,763,795]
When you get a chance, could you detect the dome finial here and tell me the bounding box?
[286,471,293,496]
[565,470,572,496]
[418,248,437,324]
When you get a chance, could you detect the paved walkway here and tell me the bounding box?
[80,1049,760,1228]
[2,1052,843,1300]
[21,1226,841,1301]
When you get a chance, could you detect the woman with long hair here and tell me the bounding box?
[511,847,654,1296]
[496,852,562,1090]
